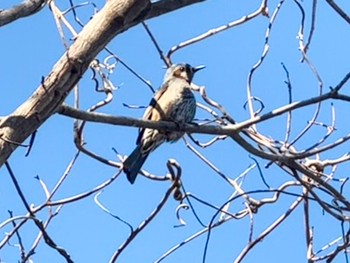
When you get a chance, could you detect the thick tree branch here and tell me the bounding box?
[0,0,47,27]
[0,0,206,28]
[0,0,151,167]
[146,0,206,20]
[0,0,210,168]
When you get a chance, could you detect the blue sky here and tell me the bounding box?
[1,0,350,262]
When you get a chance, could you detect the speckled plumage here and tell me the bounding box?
[123,63,204,184]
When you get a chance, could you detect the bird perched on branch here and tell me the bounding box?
[123,63,205,184]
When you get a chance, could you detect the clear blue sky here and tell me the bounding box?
[1,0,350,262]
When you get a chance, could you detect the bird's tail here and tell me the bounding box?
[123,145,148,184]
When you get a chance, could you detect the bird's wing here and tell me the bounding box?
[136,81,170,145]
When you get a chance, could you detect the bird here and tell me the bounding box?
[123,63,205,184]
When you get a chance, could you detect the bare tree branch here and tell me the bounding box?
[0,0,47,27]
[326,0,350,25]
[146,0,206,20]
[2,1,350,261]
[0,0,150,167]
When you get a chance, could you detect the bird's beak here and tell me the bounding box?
[193,65,206,73]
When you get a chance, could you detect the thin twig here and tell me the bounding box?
[326,0,350,25]
[109,160,183,262]
[167,0,268,58]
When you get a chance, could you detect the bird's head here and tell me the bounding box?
[164,63,205,83]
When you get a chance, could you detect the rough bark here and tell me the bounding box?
[0,0,209,167]
[0,0,150,166]
[0,0,47,27]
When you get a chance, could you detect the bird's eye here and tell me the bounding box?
[179,66,185,72]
